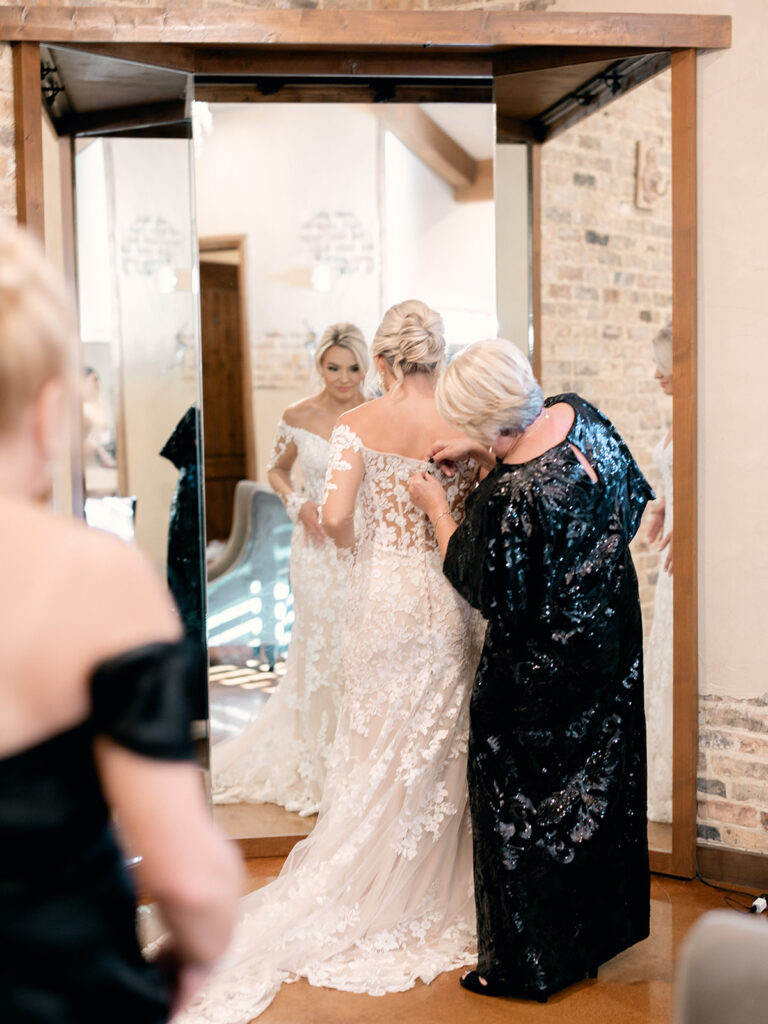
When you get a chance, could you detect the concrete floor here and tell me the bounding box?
[240,858,754,1024]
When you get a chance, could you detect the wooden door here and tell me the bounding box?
[200,259,247,541]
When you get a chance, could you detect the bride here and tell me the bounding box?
[212,323,368,816]
[179,301,484,1023]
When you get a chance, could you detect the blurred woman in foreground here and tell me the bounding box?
[0,224,241,1023]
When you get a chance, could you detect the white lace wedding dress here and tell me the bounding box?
[179,424,484,1023]
[212,421,349,816]
[645,436,673,823]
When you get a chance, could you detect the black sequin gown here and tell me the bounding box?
[0,642,198,1023]
[444,394,654,1000]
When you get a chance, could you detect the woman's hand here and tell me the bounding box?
[646,498,666,545]
[299,501,325,546]
[409,471,449,518]
[425,437,494,477]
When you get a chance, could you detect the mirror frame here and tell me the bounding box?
[5,8,732,879]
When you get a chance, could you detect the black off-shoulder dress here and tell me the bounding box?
[444,394,654,1000]
[0,641,199,1023]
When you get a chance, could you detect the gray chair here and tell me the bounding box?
[206,481,295,664]
[675,909,768,1024]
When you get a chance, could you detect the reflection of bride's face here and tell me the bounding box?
[654,366,673,396]
[320,345,363,400]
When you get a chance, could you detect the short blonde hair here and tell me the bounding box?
[436,338,544,445]
[652,324,673,378]
[0,222,75,433]
[314,322,369,377]
[371,299,445,389]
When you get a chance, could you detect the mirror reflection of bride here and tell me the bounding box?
[212,324,369,815]
[178,302,484,1023]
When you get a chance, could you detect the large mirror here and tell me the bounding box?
[19,12,710,876]
[195,101,497,850]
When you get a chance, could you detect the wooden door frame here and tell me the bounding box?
[199,235,256,483]
[6,9,727,877]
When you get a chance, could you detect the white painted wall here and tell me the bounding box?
[382,129,497,350]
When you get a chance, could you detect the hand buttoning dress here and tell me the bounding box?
[212,420,349,816]
[644,436,673,823]
[177,424,484,1024]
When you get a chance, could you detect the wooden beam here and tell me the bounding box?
[454,158,493,203]
[493,45,665,77]
[194,83,492,105]
[378,106,477,190]
[56,43,493,79]
[54,99,188,138]
[496,114,542,145]
[534,52,671,142]
[668,46,698,882]
[13,42,44,238]
[529,143,542,382]
[0,9,732,51]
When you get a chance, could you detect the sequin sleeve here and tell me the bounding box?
[444,474,534,624]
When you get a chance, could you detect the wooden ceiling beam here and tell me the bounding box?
[454,158,493,203]
[378,105,477,190]
[0,9,731,50]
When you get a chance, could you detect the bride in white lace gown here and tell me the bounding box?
[179,301,484,1023]
[212,324,369,815]
[644,325,673,823]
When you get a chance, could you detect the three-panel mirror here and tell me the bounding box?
[69,62,674,858]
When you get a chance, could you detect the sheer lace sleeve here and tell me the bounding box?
[267,419,304,523]
[320,423,364,550]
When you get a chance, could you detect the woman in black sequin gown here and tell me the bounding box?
[0,226,241,1022]
[410,338,653,1002]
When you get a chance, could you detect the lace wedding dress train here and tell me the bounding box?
[179,425,484,1024]
[645,436,673,823]
[212,421,349,816]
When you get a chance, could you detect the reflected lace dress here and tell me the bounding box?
[443,394,653,1000]
[644,436,673,823]
[212,421,350,815]
[177,424,485,1024]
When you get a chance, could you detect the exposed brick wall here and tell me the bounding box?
[538,71,673,633]
[698,695,768,853]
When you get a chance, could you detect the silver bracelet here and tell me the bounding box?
[433,509,454,530]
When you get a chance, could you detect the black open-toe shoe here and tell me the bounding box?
[459,970,548,1003]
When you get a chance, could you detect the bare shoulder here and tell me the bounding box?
[336,396,383,432]
[283,395,322,428]
[44,516,181,658]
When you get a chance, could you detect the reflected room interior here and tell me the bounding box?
[194,101,497,847]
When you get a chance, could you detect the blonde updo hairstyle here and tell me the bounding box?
[652,324,673,378]
[0,223,75,434]
[371,299,445,390]
[314,322,369,378]
[436,338,544,446]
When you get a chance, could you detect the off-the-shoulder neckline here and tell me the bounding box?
[332,422,429,466]
[279,419,332,445]
[0,640,190,767]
